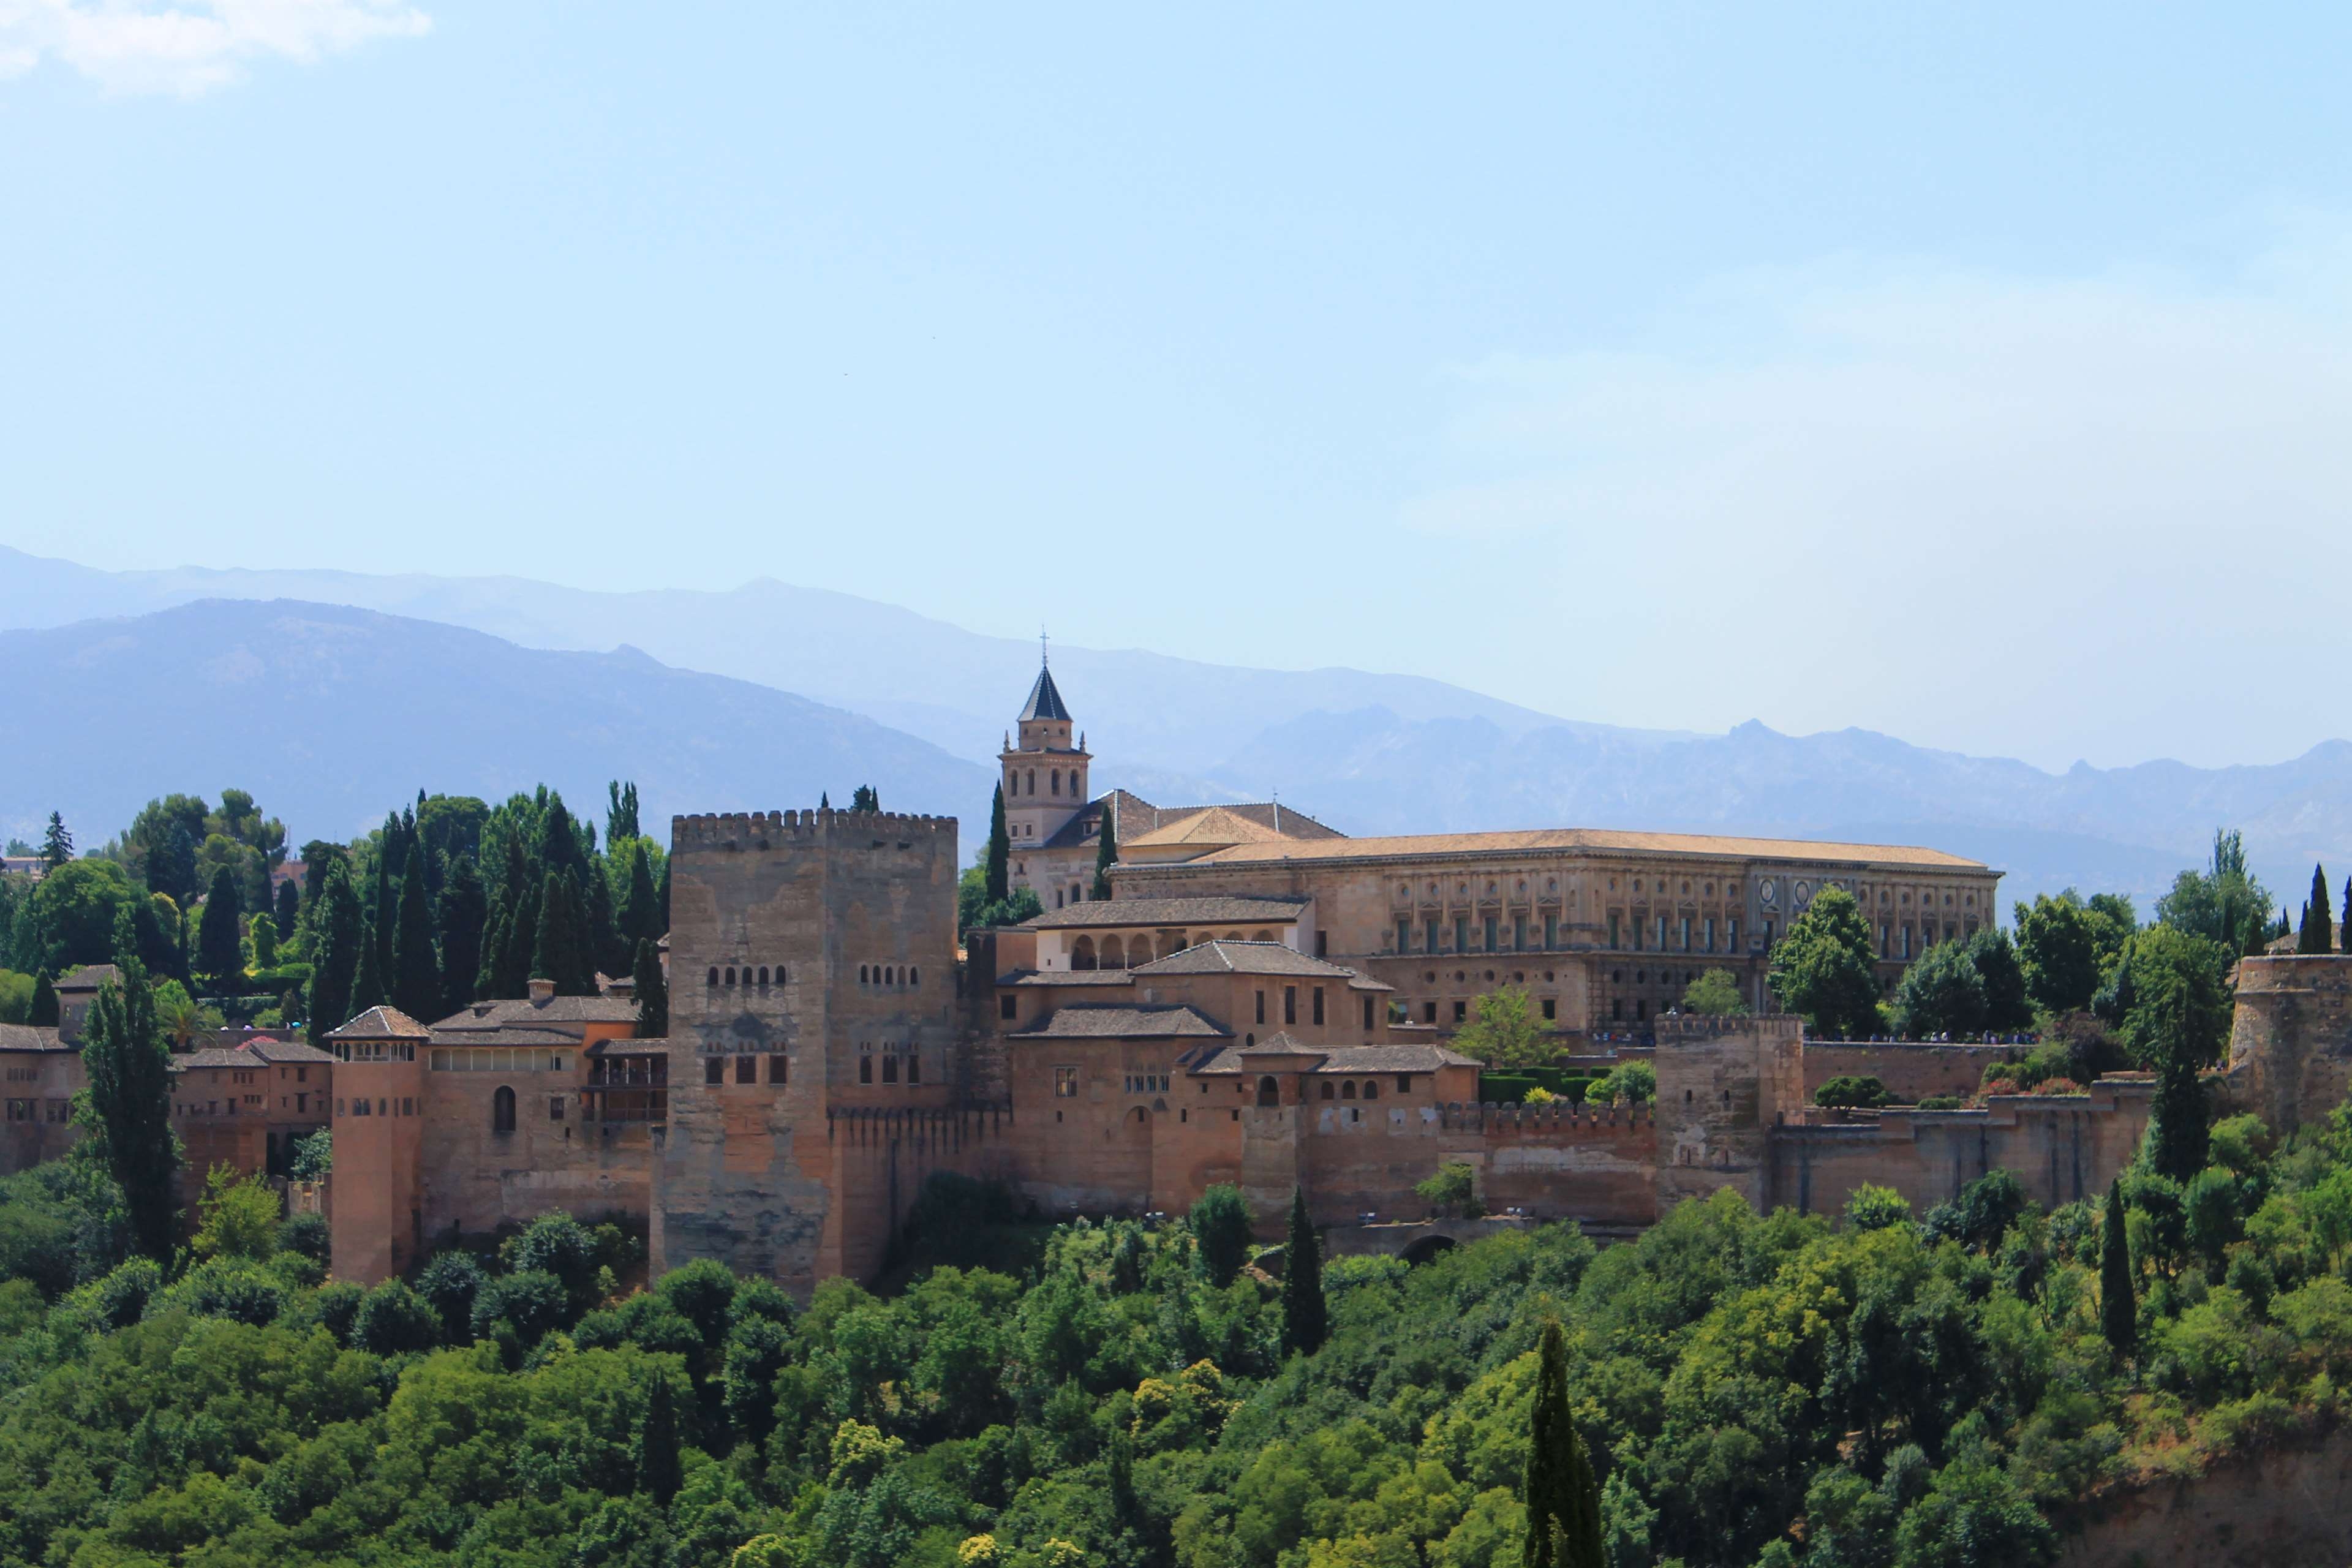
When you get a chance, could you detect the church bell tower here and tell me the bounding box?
[1000,649,1089,869]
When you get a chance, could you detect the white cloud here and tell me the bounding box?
[0,0,428,95]
[1400,230,2352,771]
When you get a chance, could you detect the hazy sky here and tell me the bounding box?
[5,4,2351,774]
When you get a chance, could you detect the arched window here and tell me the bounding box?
[908,967,918,987]
[1341,1080,1357,1099]
[1256,1076,1280,1108]
[1363,1080,1379,1101]
[1072,936,1097,971]
[1101,934,1125,970]
[882,1055,899,1084]
[756,966,768,986]
[1051,770,1061,796]
[725,967,736,986]
[1319,1081,1335,1100]
[707,967,718,987]
[774,964,786,984]
[859,965,869,984]
[492,1085,516,1133]
[859,1056,872,1084]
[1252,929,1275,943]
[1027,771,1035,795]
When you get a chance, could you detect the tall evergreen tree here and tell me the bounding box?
[1281,1186,1327,1357]
[533,872,594,995]
[2300,864,2334,954]
[194,864,244,993]
[851,784,880,813]
[349,911,386,1018]
[306,861,364,1042]
[273,876,300,939]
[636,1372,682,1504]
[606,780,640,845]
[371,816,401,980]
[986,784,1010,905]
[155,823,199,905]
[39,810,72,871]
[632,938,668,1038]
[582,856,620,978]
[616,842,658,954]
[77,962,183,1262]
[655,854,670,937]
[538,797,590,886]
[28,974,58,1028]
[1092,807,1117,902]
[437,853,489,1018]
[2100,1178,2136,1359]
[1523,1317,1603,1568]
[391,843,440,1022]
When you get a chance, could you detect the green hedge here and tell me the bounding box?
[1478,1070,1596,1104]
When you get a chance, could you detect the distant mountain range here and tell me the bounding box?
[4,545,2350,916]
[0,600,989,845]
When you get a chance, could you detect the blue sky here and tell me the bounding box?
[4,4,2350,772]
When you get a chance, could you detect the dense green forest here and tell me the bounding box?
[6,1084,2352,1568]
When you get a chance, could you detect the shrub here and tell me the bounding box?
[1415,1161,1483,1219]
[353,1281,441,1354]
[1815,1075,1891,1109]
[1916,1095,1964,1111]
[1845,1184,1912,1231]
[1587,1061,1657,1104]
[1189,1185,1253,1288]
[307,1279,366,1344]
[278,1210,331,1266]
[417,1251,489,1342]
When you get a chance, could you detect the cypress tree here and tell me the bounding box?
[636,1372,682,1504]
[273,876,300,939]
[656,854,670,937]
[156,823,198,905]
[2147,1044,2209,1182]
[617,842,658,953]
[195,864,244,993]
[1523,1318,1602,1568]
[533,872,594,995]
[349,910,386,1017]
[632,938,668,1038]
[306,861,363,1042]
[582,854,620,978]
[2302,864,2334,954]
[1281,1186,1327,1357]
[606,780,639,844]
[437,854,489,1018]
[986,784,1010,904]
[391,843,440,1022]
[1093,805,1117,902]
[820,792,830,811]
[851,784,879,813]
[78,962,183,1262]
[2100,1178,2136,1359]
[250,909,278,970]
[475,905,508,1003]
[29,974,57,1028]
[371,817,399,979]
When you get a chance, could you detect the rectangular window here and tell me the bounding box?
[1455,917,1468,953]
[1901,925,1912,959]
[1608,912,1620,949]
[1312,987,1325,1025]
[1284,987,1297,1025]
[767,1054,788,1085]
[882,1054,899,1084]
[1453,1000,1468,1023]
[706,1057,726,1085]
[1316,930,1329,957]
[1513,915,1527,951]
[1363,995,1375,1030]
[1396,1074,1412,1093]
[1256,990,1266,1025]
[1765,919,1777,946]
[1880,922,1890,957]
[1484,916,1499,952]
[1422,1001,1438,1023]
[736,1054,756,1085]
[1396,919,1411,953]
[1679,917,1691,951]
[549,1096,565,1121]
[907,1054,920,1084]
[1656,916,1667,949]
[1426,917,1440,954]
[1545,913,1558,949]
[859,1055,873,1084]
[1000,993,1018,1020]
[1542,998,1557,1020]
[1728,918,1740,951]
[1054,1066,1079,1098]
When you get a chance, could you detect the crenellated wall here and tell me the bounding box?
[2227,956,2352,1133]
[1800,1041,2021,1104]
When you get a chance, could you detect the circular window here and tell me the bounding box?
[1455,971,1466,982]
[1547,878,1558,893]
[1513,971,1525,983]
[1424,971,1436,983]
[1545,971,1555,982]
[1485,970,1496,982]
[1635,969,1647,983]
[1612,969,1623,983]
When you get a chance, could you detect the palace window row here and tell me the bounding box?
[430,1048,568,1072]
[1605,913,1740,954]
[708,963,789,987]
[857,1049,919,1084]
[1394,912,1565,954]
[858,963,918,988]
[703,1051,788,1086]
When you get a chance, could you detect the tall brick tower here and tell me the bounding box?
[654,804,962,1293]
[999,652,1090,880]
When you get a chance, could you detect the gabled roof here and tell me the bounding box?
[241,1038,336,1064]
[1131,940,1355,979]
[1019,665,1072,723]
[1188,1039,1480,1076]
[1007,1005,1231,1040]
[1022,895,1308,931]
[1169,827,1988,870]
[0,1023,66,1053]
[176,1038,337,1070]
[326,1006,432,1040]
[998,969,1139,989]
[428,994,638,1033]
[1125,807,1292,850]
[55,964,120,992]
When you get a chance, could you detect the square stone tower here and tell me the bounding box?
[654,805,960,1293]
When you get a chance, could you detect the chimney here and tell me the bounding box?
[527,978,556,1006]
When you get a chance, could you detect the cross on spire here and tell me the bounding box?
[1040,626,1049,668]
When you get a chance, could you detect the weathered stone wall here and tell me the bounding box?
[1801,1041,2018,1103]
[330,1057,424,1284]
[1654,1014,1803,1213]
[0,1044,83,1175]
[1301,1099,1657,1231]
[2226,955,2352,1132]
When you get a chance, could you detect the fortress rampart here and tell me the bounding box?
[2227,955,2352,1133]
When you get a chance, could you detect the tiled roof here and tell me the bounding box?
[1023,895,1308,931]
[326,1006,433,1040]
[999,969,1139,988]
[586,1036,669,1057]
[1008,1005,1232,1040]
[55,963,121,992]
[1171,827,1988,870]
[175,1039,334,1070]
[0,1023,66,1053]
[1019,665,1073,723]
[1188,1039,1480,1075]
[1125,807,1293,849]
[241,1038,335,1064]
[1131,940,1355,978]
[429,1027,586,1048]
[429,995,638,1031]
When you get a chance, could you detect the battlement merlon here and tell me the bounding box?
[669,810,960,851]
